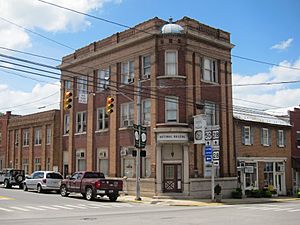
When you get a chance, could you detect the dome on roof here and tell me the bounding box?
[161,17,184,34]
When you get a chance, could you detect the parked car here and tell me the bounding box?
[0,169,25,189]
[23,171,63,193]
[60,171,123,201]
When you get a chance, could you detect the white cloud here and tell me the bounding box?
[271,38,293,51]
[0,0,121,50]
[233,58,300,110]
[0,82,60,115]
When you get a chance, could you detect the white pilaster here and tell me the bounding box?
[156,144,162,193]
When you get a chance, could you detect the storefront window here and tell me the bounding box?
[264,162,274,186]
[245,163,257,189]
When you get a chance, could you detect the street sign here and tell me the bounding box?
[205,155,212,162]
[205,146,212,156]
[213,160,219,166]
[133,124,147,148]
[212,151,219,160]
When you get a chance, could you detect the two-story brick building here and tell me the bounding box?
[5,110,61,174]
[59,17,236,197]
[234,109,292,195]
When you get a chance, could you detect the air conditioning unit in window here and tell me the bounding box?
[120,148,128,156]
[278,164,284,172]
[123,120,129,127]
[76,151,85,158]
[127,78,134,83]
[99,151,107,158]
[143,74,150,79]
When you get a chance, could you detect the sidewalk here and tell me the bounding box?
[119,194,300,206]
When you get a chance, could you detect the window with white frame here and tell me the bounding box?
[64,80,71,90]
[97,149,108,176]
[97,107,108,130]
[15,131,19,146]
[277,130,285,147]
[97,67,110,92]
[0,159,3,171]
[22,158,29,174]
[264,162,274,186]
[142,55,151,78]
[297,131,300,148]
[204,102,219,126]
[46,126,51,145]
[121,61,134,84]
[142,99,151,126]
[121,148,135,178]
[64,114,70,134]
[203,58,218,83]
[165,50,177,76]
[23,129,29,147]
[120,102,134,127]
[76,111,87,133]
[34,128,42,145]
[0,131,2,145]
[261,128,270,146]
[77,76,87,96]
[34,158,41,171]
[165,96,178,123]
[46,158,51,171]
[242,126,253,145]
[15,158,18,169]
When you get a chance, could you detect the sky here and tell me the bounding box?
[0,0,299,115]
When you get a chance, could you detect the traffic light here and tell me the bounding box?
[106,96,114,114]
[64,91,72,110]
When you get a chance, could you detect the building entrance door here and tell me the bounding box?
[163,164,182,192]
[275,172,285,195]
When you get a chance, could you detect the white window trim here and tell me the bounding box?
[263,128,269,146]
[64,114,70,135]
[202,58,218,83]
[244,126,251,146]
[142,55,151,78]
[34,128,42,146]
[97,67,110,92]
[297,131,300,148]
[165,96,179,123]
[121,60,134,84]
[204,101,219,126]
[77,76,87,96]
[165,50,178,76]
[76,111,87,134]
[23,129,29,147]
[120,102,134,127]
[142,99,151,126]
[278,130,284,147]
[96,107,108,131]
[46,126,51,145]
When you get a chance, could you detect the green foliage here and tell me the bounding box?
[262,190,272,198]
[232,188,242,199]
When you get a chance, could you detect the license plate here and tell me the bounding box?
[109,190,114,193]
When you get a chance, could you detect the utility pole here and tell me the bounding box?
[135,80,142,201]
[211,162,215,201]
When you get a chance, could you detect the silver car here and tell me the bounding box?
[23,171,63,193]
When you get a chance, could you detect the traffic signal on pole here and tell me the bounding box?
[106,96,114,114]
[64,91,72,110]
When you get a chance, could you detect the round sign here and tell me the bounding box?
[141,132,147,142]
[134,130,139,141]
[195,130,203,140]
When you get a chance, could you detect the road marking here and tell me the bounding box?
[87,203,110,208]
[0,196,15,200]
[10,206,30,212]
[52,205,73,210]
[0,207,13,212]
[77,204,99,209]
[289,209,300,212]
[24,206,46,211]
[39,206,59,210]
[64,204,86,209]
[273,208,294,211]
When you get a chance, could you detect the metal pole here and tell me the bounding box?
[211,162,215,201]
[135,80,141,201]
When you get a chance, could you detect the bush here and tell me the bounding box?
[251,189,262,198]
[232,188,242,199]
[297,188,300,198]
[262,190,272,198]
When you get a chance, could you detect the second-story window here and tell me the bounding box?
[297,131,300,148]
[64,80,72,90]
[23,129,29,147]
[242,126,253,145]
[165,96,178,123]
[97,67,110,92]
[76,111,87,133]
[204,102,219,126]
[203,58,218,83]
[165,50,177,76]
[142,55,151,79]
[120,102,134,127]
[64,114,70,134]
[97,107,108,130]
[15,131,19,146]
[34,128,42,145]
[0,131,2,145]
[121,61,134,84]
[142,99,151,126]
[77,76,87,96]
[46,126,51,145]
[261,128,271,146]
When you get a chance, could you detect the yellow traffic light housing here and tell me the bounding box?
[64,91,73,110]
[106,96,114,114]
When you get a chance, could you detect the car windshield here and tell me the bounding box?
[11,170,25,176]
[46,173,63,179]
[83,172,105,179]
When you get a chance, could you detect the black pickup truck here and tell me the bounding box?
[60,171,123,201]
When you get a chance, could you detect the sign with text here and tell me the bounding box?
[157,133,188,142]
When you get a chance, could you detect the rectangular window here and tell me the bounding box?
[165,96,178,123]
[165,51,177,76]
[22,158,29,174]
[34,158,41,171]
[142,55,151,78]
[242,126,252,145]
[297,131,300,148]
[76,111,87,133]
[97,108,108,130]
[97,67,110,92]
[23,129,29,147]
[120,102,134,127]
[34,128,42,145]
[77,76,87,96]
[97,149,108,176]
[204,102,219,126]
[203,58,218,83]
[142,157,151,178]
[15,131,19,146]
[121,61,134,84]
[122,158,135,178]
[264,162,274,186]
[261,128,270,146]
[46,126,51,145]
[64,80,71,90]
[0,131,2,145]
[142,99,151,126]
[46,158,51,171]
[64,114,70,134]
[277,130,285,147]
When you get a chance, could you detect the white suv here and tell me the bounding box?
[23,171,63,193]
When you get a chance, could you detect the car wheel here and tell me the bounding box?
[85,187,95,201]
[37,184,43,193]
[4,179,11,189]
[15,174,24,183]
[108,194,118,202]
[60,185,69,197]
[23,183,28,191]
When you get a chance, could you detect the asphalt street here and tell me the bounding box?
[1,186,300,225]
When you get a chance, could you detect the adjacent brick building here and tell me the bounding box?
[234,110,292,195]
[59,16,236,197]
[5,110,61,174]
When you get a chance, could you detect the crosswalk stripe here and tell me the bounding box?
[77,204,99,208]
[289,209,300,212]
[39,206,59,210]
[87,203,110,208]
[10,206,30,212]
[273,208,294,211]
[24,206,46,211]
[0,207,13,212]
[52,205,73,210]
[64,204,86,209]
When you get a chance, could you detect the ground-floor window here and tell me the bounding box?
[142,157,151,178]
[123,158,135,178]
[97,148,109,176]
[245,163,257,189]
[34,158,41,171]
[46,158,51,171]
[0,158,3,170]
[264,162,274,186]
[22,158,29,174]
[76,149,86,171]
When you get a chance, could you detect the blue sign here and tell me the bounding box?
[205,155,212,162]
[205,146,212,156]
